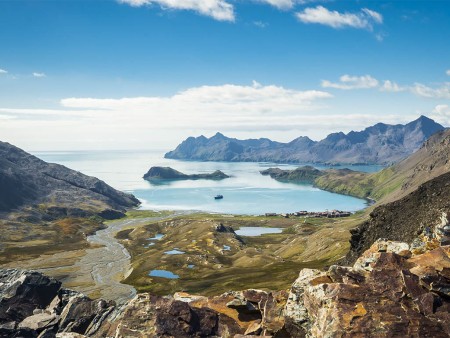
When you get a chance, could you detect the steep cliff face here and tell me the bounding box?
[165,116,444,165]
[345,170,450,264]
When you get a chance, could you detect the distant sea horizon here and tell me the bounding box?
[33,149,383,215]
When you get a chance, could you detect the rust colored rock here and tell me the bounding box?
[285,241,450,338]
[408,246,450,273]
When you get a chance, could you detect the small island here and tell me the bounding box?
[143,166,230,181]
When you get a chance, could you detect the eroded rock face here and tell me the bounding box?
[0,269,61,325]
[104,294,227,338]
[286,240,450,337]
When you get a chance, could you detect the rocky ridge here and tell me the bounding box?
[345,170,450,263]
[2,237,450,337]
[165,116,444,165]
[0,141,139,214]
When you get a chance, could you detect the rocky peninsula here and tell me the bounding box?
[143,166,230,181]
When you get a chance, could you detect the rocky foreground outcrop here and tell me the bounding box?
[2,239,450,337]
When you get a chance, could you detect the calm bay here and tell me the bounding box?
[34,150,382,215]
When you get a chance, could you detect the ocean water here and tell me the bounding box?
[34,150,383,215]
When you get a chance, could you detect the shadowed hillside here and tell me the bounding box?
[0,141,140,263]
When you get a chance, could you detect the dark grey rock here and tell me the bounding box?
[0,141,140,214]
[0,269,61,325]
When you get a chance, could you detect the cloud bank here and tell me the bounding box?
[1,80,440,150]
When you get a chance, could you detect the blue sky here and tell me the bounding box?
[0,0,449,150]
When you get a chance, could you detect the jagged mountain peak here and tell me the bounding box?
[165,116,445,164]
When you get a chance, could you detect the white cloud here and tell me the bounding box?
[322,75,450,99]
[375,33,386,42]
[433,104,450,115]
[321,75,379,90]
[61,82,332,113]
[431,104,450,125]
[1,79,447,151]
[380,80,406,93]
[258,0,296,9]
[118,0,235,21]
[0,82,337,149]
[295,6,383,30]
[253,21,268,28]
[33,72,46,78]
[446,70,450,76]
[410,83,450,99]
[361,8,383,24]
[0,69,7,74]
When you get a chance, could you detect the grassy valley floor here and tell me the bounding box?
[119,210,368,295]
[0,208,370,300]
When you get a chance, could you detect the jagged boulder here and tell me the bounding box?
[95,293,240,338]
[285,240,450,337]
[0,269,61,325]
[58,294,115,335]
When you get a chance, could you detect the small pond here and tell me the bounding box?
[164,249,185,255]
[148,234,165,240]
[149,269,180,279]
[235,227,283,237]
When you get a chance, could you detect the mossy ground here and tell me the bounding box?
[119,212,365,295]
[0,215,104,264]
[314,166,407,203]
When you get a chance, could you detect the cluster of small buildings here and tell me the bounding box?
[265,210,352,218]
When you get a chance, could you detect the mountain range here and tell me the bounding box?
[165,116,444,165]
